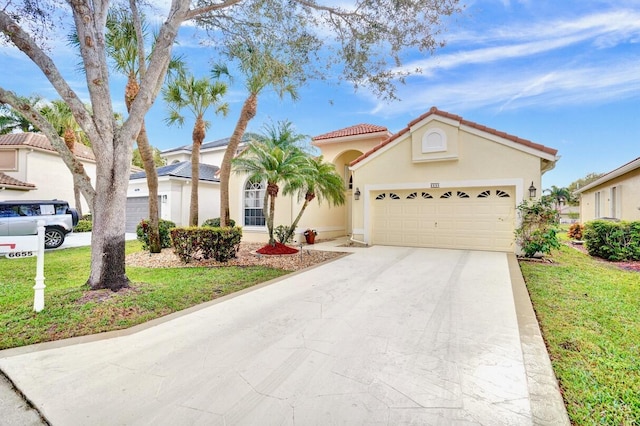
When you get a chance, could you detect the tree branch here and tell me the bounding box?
[0,9,97,139]
[0,87,96,207]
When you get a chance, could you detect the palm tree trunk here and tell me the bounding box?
[63,127,84,217]
[268,193,276,245]
[126,75,161,251]
[220,93,258,227]
[190,116,206,226]
[137,121,161,252]
[285,193,315,242]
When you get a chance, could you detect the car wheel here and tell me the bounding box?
[44,227,65,249]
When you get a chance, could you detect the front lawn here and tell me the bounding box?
[520,244,640,425]
[0,241,288,350]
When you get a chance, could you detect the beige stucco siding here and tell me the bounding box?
[579,168,640,222]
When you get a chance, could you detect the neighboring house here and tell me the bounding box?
[0,132,96,214]
[126,161,220,232]
[228,107,559,253]
[574,156,640,222]
[558,204,580,224]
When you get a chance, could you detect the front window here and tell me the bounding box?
[244,180,266,226]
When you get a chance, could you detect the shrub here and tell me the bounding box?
[136,219,176,250]
[567,222,584,240]
[514,199,561,257]
[81,213,92,221]
[202,217,236,228]
[171,226,242,263]
[73,219,92,232]
[274,225,293,244]
[583,220,640,261]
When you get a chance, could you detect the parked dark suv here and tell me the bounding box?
[0,200,79,249]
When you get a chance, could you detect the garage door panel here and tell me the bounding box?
[372,187,515,252]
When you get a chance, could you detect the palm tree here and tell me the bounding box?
[232,125,312,245]
[163,71,228,226]
[214,41,300,227]
[40,99,88,216]
[544,185,572,212]
[284,155,345,242]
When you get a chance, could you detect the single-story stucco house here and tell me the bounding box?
[574,156,640,222]
[126,161,220,232]
[228,107,559,253]
[0,132,96,214]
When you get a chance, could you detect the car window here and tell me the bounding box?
[54,204,68,214]
[41,204,55,215]
[0,206,20,217]
[18,205,40,216]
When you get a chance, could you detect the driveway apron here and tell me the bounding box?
[0,246,560,425]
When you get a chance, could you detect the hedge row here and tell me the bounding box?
[584,220,640,261]
[170,227,242,263]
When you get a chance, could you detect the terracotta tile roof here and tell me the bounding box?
[350,106,558,166]
[0,172,36,190]
[312,124,389,141]
[0,132,95,161]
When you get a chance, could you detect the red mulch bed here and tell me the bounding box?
[256,242,299,255]
[567,241,640,272]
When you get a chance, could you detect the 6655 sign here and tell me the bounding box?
[0,236,38,258]
[0,222,47,312]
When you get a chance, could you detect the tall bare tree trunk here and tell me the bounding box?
[220,93,257,227]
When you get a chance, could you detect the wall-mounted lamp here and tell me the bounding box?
[528,181,537,199]
[354,187,361,201]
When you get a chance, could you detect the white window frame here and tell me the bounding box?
[243,179,266,227]
[421,128,447,153]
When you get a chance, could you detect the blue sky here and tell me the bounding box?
[1,0,639,190]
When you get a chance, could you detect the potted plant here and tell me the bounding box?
[303,229,317,244]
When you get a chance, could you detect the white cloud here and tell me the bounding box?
[370,59,640,116]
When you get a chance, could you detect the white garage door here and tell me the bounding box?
[125,196,161,233]
[372,187,515,252]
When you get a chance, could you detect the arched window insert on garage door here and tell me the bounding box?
[375,193,401,200]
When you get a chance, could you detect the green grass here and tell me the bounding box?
[520,245,640,425]
[0,241,288,350]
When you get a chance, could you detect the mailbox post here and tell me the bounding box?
[33,221,46,312]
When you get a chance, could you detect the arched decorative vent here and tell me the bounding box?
[407,192,418,199]
[422,192,433,199]
[457,191,470,198]
[375,193,386,200]
[389,193,400,200]
[478,190,491,198]
[440,191,452,199]
[496,190,510,198]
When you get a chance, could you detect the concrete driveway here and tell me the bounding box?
[0,245,568,425]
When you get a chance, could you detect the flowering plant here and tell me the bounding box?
[303,229,318,236]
